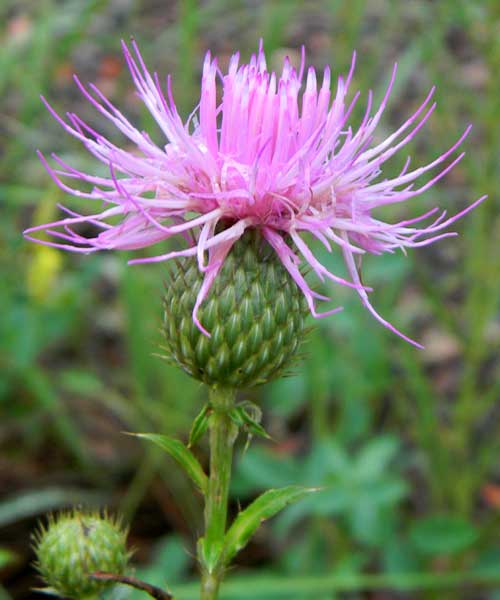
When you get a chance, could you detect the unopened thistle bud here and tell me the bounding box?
[162,229,308,388]
[33,510,130,599]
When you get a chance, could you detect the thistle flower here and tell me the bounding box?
[24,40,485,347]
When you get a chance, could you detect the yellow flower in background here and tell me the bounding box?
[27,245,63,302]
[26,192,63,303]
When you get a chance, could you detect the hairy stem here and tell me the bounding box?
[200,387,237,600]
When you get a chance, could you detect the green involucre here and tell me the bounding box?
[162,229,308,388]
[33,510,130,599]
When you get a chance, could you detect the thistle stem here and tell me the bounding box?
[200,387,237,600]
[90,572,173,600]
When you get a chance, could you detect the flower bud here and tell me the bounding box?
[163,229,308,388]
[33,510,130,599]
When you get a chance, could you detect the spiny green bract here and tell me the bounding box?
[32,510,130,599]
[162,229,308,388]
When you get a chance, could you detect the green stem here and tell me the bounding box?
[200,387,237,600]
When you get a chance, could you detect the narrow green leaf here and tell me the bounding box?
[229,407,245,427]
[132,433,208,494]
[222,486,319,565]
[188,404,211,447]
[230,406,271,440]
[240,412,271,440]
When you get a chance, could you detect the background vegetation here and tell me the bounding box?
[1,0,499,598]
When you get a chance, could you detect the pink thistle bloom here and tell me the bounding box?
[25,40,485,347]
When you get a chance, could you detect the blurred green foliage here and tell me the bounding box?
[1,0,500,598]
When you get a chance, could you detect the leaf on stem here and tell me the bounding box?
[188,404,212,448]
[221,486,319,565]
[197,536,224,575]
[230,404,271,440]
[131,433,208,494]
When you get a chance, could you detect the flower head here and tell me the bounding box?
[25,40,485,347]
[33,509,130,599]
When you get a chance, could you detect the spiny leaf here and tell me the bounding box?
[131,433,207,494]
[221,486,319,565]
